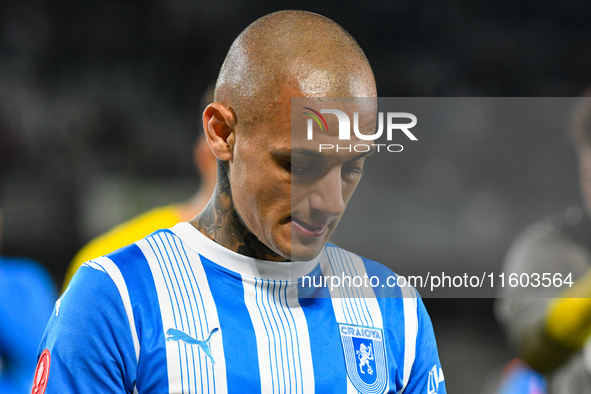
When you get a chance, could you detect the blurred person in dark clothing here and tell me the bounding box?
[496,95,591,393]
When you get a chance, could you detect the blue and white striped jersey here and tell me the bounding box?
[38,223,446,394]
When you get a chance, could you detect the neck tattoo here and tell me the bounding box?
[190,164,287,262]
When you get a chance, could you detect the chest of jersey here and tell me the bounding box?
[134,232,397,394]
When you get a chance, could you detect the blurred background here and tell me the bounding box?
[1,0,591,392]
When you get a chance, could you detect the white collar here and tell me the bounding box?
[170,222,325,281]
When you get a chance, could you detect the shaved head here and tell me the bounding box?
[196,11,378,261]
[215,10,376,125]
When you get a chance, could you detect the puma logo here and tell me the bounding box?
[165,327,220,365]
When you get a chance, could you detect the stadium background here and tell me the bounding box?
[1,0,590,391]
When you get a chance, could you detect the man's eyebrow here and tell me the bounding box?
[270,148,324,159]
[289,149,324,158]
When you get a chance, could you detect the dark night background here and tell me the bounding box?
[2,0,591,391]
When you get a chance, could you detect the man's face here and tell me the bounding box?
[228,92,376,261]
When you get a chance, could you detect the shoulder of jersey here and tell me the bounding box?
[325,242,397,275]
[324,243,413,298]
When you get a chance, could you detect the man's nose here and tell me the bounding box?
[308,167,346,218]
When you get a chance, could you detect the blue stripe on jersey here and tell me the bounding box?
[107,243,169,394]
[200,255,262,393]
[298,263,349,393]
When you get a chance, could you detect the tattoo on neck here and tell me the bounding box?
[190,163,287,262]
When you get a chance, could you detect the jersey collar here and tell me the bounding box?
[170,222,325,281]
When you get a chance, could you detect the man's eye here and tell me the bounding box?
[343,166,363,175]
[342,164,364,180]
[289,158,316,175]
[291,163,309,174]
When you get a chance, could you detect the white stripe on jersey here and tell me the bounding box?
[323,247,386,394]
[84,258,140,363]
[243,278,314,394]
[137,232,228,394]
[324,247,384,327]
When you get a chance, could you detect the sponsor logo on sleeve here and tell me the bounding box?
[427,365,445,394]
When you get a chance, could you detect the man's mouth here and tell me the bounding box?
[291,217,327,238]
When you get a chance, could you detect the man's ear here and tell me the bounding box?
[202,103,237,161]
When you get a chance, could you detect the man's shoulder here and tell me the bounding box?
[64,205,183,290]
[82,205,181,259]
[323,243,412,299]
[102,226,179,268]
[67,227,177,292]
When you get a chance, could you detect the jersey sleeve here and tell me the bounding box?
[403,297,446,394]
[38,261,138,393]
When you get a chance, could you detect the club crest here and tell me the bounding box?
[339,324,388,394]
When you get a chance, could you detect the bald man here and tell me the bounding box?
[35,11,446,394]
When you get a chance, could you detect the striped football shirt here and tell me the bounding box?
[37,222,445,394]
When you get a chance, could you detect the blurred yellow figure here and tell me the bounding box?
[62,135,217,291]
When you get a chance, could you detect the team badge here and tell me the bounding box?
[339,324,388,394]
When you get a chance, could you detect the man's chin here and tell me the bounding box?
[288,242,326,262]
[270,231,328,261]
